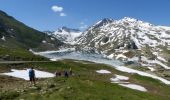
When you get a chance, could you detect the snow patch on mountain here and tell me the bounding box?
[110,74,129,82]
[50,27,82,44]
[75,17,170,71]
[96,69,111,74]
[148,67,155,72]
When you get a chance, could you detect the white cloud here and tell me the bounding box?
[51,5,63,12]
[60,13,67,17]
[80,22,88,29]
[51,5,67,17]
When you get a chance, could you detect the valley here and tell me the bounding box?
[0,9,170,100]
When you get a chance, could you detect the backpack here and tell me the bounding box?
[29,69,35,77]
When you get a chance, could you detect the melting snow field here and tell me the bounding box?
[2,69,55,80]
[97,70,147,92]
[119,84,147,92]
[110,74,147,92]
[110,75,129,82]
[96,70,111,74]
[116,66,170,84]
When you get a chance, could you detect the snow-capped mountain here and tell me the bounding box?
[76,17,170,71]
[48,27,82,45]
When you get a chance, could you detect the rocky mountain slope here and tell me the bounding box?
[76,17,170,73]
[45,27,82,45]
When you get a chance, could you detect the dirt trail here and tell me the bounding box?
[0,61,54,64]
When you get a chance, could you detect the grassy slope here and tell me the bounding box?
[0,60,170,100]
[0,10,63,50]
[0,10,45,48]
[0,46,48,61]
[0,10,63,60]
[0,39,48,61]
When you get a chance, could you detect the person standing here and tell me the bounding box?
[64,70,69,78]
[29,67,36,85]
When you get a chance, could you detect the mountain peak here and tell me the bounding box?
[121,17,138,22]
[58,26,80,33]
[101,18,114,23]
[48,26,82,44]
[115,17,154,28]
[93,18,114,28]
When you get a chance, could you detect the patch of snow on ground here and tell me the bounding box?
[119,84,147,92]
[141,63,152,67]
[154,60,170,69]
[122,50,129,53]
[51,37,55,41]
[116,54,127,59]
[96,70,111,74]
[110,74,147,92]
[29,49,33,52]
[157,56,167,62]
[42,40,47,43]
[34,48,75,55]
[116,66,170,84]
[107,54,114,59]
[2,69,55,80]
[50,58,57,61]
[110,74,129,83]
[148,67,155,72]
[153,52,158,56]
[1,36,5,41]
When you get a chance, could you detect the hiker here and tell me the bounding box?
[55,70,60,77]
[55,70,62,77]
[29,67,36,85]
[58,71,61,76]
[55,71,59,77]
[64,70,69,78]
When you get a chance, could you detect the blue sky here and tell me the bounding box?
[0,0,170,31]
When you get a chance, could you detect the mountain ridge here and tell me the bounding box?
[75,17,170,73]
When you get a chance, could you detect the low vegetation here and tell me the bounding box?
[0,46,48,61]
[0,60,170,100]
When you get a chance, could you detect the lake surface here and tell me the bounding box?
[35,49,123,67]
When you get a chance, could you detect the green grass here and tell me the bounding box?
[0,46,48,61]
[1,60,170,100]
[0,91,19,100]
[0,10,45,48]
[0,10,63,52]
